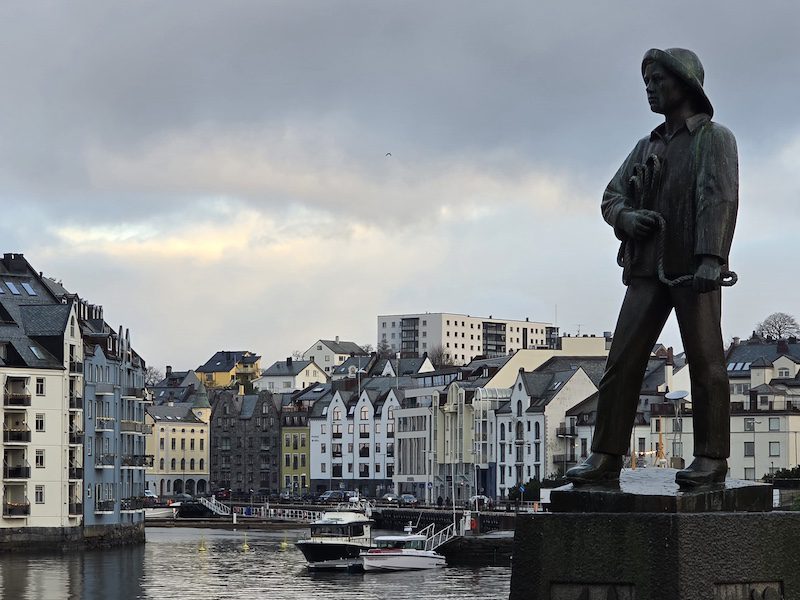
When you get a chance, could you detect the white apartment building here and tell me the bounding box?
[308,386,399,496]
[377,313,556,365]
[1,255,84,531]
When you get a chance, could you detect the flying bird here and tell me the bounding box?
[385,152,392,157]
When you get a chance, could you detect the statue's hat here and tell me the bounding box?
[642,48,713,118]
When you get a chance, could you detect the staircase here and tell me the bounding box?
[423,522,458,551]
[198,495,231,516]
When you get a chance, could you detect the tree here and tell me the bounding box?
[427,344,455,368]
[291,349,303,360]
[144,366,164,387]
[361,343,374,354]
[755,312,800,339]
[376,339,393,358]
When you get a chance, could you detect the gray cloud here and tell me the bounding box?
[1,1,797,368]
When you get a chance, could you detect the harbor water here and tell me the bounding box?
[0,527,511,600]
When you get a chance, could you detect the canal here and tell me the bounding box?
[0,528,511,599]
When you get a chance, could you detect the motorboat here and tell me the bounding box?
[361,534,446,571]
[295,503,375,570]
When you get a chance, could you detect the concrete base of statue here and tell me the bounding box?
[509,468,794,600]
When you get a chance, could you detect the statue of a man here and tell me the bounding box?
[566,48,738,488]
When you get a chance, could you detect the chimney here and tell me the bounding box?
[335,335,340,344]
[166,365,173,375]
[287,357,293,367]
[238,384,244,396]
[778,340,790,354]
[2,253,26,274]
[732,337,740,347]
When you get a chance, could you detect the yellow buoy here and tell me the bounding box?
[242,532,250,552]
[198,536,207,552]
[279,537,289,551]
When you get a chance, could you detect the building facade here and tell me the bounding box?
[302,338,368,375]
[208,390,281,496]
[196,351,261,389]
[145,384,210,497]
[377,313,557,364]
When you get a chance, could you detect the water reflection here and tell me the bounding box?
[0,528,510,600]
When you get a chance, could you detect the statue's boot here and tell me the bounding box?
[675,456,728,488]
[565,452,622,485]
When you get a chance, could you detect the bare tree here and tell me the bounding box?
[291,349,304,360]
[144,366,164,387]
[427,344,455,368]
[361,343,375,354]
[755,312,800,339]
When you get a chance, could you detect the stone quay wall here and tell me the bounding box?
[0,522,145,552]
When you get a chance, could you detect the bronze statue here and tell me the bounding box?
[566,48,738,488]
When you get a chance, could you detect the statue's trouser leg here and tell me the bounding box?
[592,278,672,456]
[671,286,730,459]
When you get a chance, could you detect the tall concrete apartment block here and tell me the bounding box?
[377,313,558,364]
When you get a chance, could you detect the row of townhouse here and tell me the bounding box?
[1,253,148,547]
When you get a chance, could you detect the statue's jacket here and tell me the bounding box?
[602,113,738,281]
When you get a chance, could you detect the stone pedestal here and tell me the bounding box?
[509,469,795,600]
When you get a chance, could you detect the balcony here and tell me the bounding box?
[122,387,144,399]
[3,392,31,408]
[120,420,144,434]
[332,432,342,439]
[94,383,114,395]
[95,454,115,469]
[3,462,31,479]
[556,425,578,437]
[95,416,115,432]
[69,465,83,480]
[552,453,578,466]
[69,430,84,445]
[121,454,153,468]
[120,497,144,511]
[3,500,30,518]
[3,427,31,443]
[514,436,525,446]
[69,395,83,410]
[69,501,83,516]
[94,499,115,514]
[69,360,83,375]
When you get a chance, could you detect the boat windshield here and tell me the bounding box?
[311,524,365,537]
[376,538,426,550]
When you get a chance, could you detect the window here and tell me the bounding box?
[199,459,205,470]
[35,485,44,504]
[672,441,683,458]
[181,438,186,450]
[35,413,45,432]
[744,418,755,432]
[159,458,165,470]
[744,467,755,480]
[180,458,186,470]
[321,463,326,473]
[171,458,176,470]
[744,441,754,457]
[285,454,291,467]
[769,417,780,432]
[35,449,45,468]
[200,439,204,451]
[778,368,790,378]
[654,419,661,433]
[769,442,780,457]
[171,439,176,450]
[35,378,45,396]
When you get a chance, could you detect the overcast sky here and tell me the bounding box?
[1,2,798,372]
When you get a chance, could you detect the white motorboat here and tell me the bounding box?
[295,502,375,570]
[361,534,446,572]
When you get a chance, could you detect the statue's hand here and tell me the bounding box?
[693,255,722,293]
[619,210,659,241]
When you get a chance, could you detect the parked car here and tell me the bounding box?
[214,488,231,500]
[301,492,320,503]
[380,493,399,504]
[399,494,418,506]
[171,493,194,503]
[319,490,347,503]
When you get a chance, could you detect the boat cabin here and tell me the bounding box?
[374,535,427,550]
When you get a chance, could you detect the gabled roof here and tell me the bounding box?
[196,350,260,373]
[147,402,204,424]
[369,357,428,377]
[18,304,71,337]
[318,339,367,355]
[261,359,314,377]
[533,356,608,387]
[726,339,800,374]
[333,355,374,375]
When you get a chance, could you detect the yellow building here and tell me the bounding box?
[145,383,211,497]
[196,350,261,389]
[280,401,310,497]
